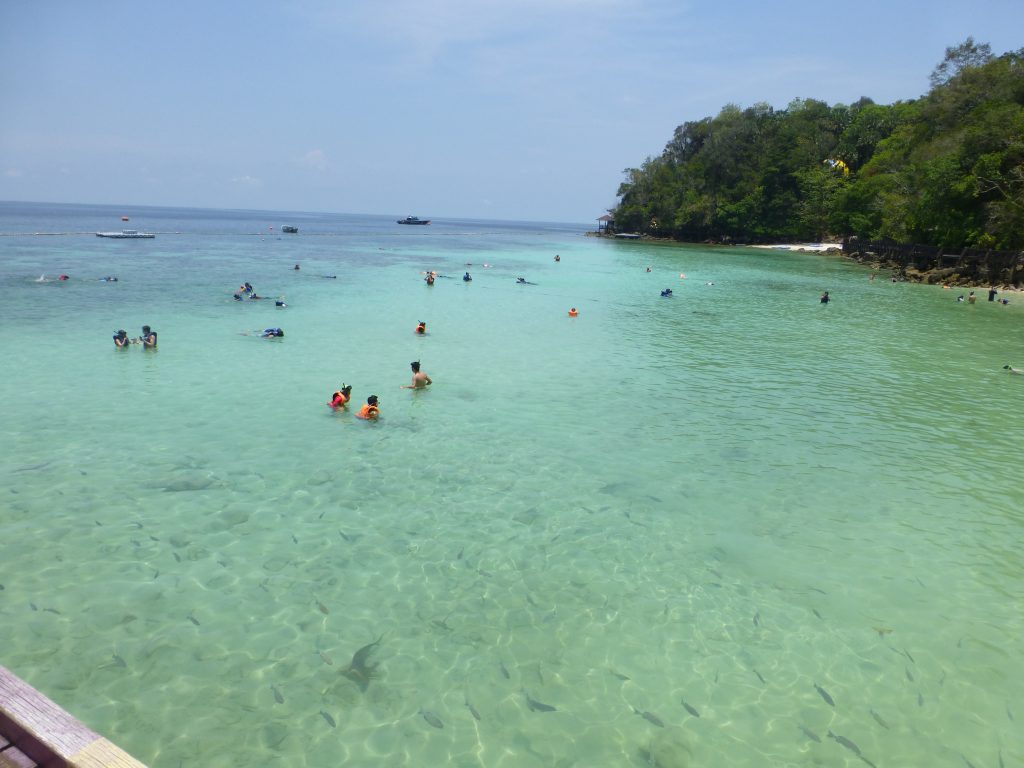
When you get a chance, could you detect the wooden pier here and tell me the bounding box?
[0,667,146,768]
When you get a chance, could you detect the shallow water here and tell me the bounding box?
[1,202,1022,767]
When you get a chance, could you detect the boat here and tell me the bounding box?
[397,216,431,225]
[281,225,299,233]
[96,230,155,239]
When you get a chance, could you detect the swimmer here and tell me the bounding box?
[113,329,131,348]
[463,272,472,282]
[820,291,830,304]
[261,328,284,338]
[329,384,353,409]
[425,274,435,286]
[645,266,652,273]
[554,254,560,262]
[59,274,70,281]
[415,321,427,335]
[140,325,157,349]
[294,264,300,271]
[957,295,965,302]
[357,395,381,420]
[275,300,287,307]
[402,361,432,389]
[679,273,686,279]
[705,282,715,286]
[568,307,579,317]
[233,293,243,301]
[99,276,118,282]
[661,289,673,297]
[968,291,977,304]
[1004,365,1023,375]
[515,277,536,285]
[241,282,254,295]
[1000,298,1010,305]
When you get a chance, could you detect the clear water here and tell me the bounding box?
[1,202,1021,767]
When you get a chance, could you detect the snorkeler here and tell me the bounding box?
[415,322,427,335]
[141,325,157,348]
[113,329,131,348]
[275,300,287,307]
[357,395,381,420]
[402,361,432,389]
[463,272,472,281]
[261,328,284,338]
[329,384,353,409]
[661,289,673,297]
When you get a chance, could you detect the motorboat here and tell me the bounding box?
[282,225,299,233]
[397,216,430,225]
[96,230,155,239]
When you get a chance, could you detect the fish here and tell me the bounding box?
[339,530,353,542]
[904,647,915,664]
[43,607,61,615]
[918,692,924,707]
[319,710,336,728]
[420,709,444,729]
[753,669,766,684]
[318,651,334,666]
[753,611,760,627]
[962,755,979,768]
[499,661,510,680]
[827,730,862,756]
[1007,704,1014,722]
[173,552,182,563]
[633,708,665,727]
[814,683,835,708]
[869,709,890,730]
[681,700,700,718]
[798,725,821,743]
[812,608,823,620]
[271,684,284,704]
[609,669,631,681]
[341,634,383,692]
[149,536,160,542]
[317,600,329,615]
[187,613,200,626]
[809,586,827,595]
[30,602,38,611]
[111,654,127,668]
[318,511,326,519]
[873,626,893,637]
[905,667,915,682]
[456,547,465,560]
[291,534,299,544]
[523,690,557,712]
[464,697,481,721]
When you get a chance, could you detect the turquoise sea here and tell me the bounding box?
[1,201,1021,768]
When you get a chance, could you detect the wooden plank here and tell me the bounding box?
[0,746,37,768]
[0,667,147,767]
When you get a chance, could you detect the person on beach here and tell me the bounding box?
[113,329,131,348]
[141,325,157,348]
[415,322,427,335]
[357,395,380,420]
[820,291,830,304]
[329,384,353,409]
[403,361,432,389]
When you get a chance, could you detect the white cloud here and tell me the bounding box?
[230,175,262,187]
[299,149,328,171]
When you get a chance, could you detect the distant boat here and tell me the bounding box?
[281,225,299,233]
[121,216,130,222]
[96,230,155,239]
[397,216,431,225]
[614,233,641,239]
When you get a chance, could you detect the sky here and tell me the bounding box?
[1,1,1022,224]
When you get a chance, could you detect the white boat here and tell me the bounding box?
[96,230,155,239]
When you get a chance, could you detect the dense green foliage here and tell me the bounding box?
[613,40,1024,249]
